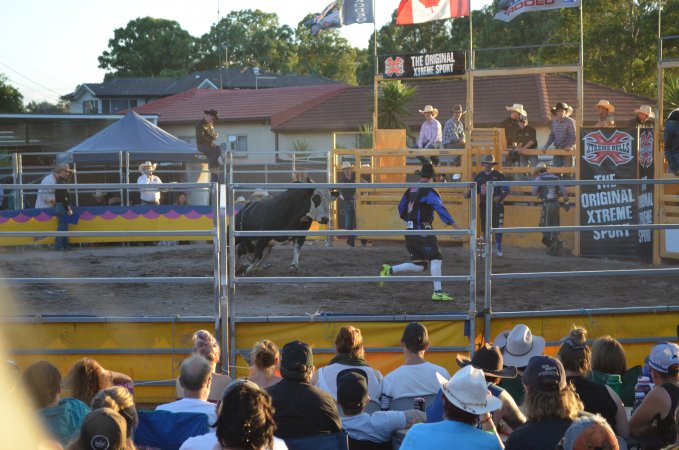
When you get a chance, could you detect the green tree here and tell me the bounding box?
[25,100,68,113]
[0,75,23,113]
[378,80,417,129]
[195,10,295,73]
[98,17,196,78]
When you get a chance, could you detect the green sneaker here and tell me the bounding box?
[378,264,392,287]
[432,291,454,302]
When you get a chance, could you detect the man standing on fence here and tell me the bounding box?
[196,109,222,182]
[465,155,509,256]
[417,105,442,166]
[532,163,571,256]
[379,163,461,302]
[542,102,576,168]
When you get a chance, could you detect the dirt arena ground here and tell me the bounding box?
[0,239,676,318]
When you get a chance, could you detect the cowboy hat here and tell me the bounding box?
[634,105,655,119]
[235,196,246,203]
[506,103,527,115]
[551,102,574,117]
[415,163,436,178]
[138,161,157,173]
[53,163,74,173]
[456,343,518,378]
[204,109,220,120]
[93,190,107,199]
[419,105,439,118]
[452,104,466,114]
[480,154,498,165]
[340,161,353,170]
[250,188,269,199]
[595,100,615,113]
[533,162,549,174]
[435,366,502,415]
[494,323,546,367]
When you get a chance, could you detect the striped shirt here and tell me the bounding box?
[442,117,465,146]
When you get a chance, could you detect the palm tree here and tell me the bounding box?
[378,80,417,130]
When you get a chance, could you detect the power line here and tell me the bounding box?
[0,60,67,99]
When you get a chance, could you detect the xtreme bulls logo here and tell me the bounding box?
[639,129,654,169]
[583,130,633,166]
[384,56,405,77]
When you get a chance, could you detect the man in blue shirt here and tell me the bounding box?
[380,163,460,302]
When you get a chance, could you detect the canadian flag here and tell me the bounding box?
[396,0,469,25]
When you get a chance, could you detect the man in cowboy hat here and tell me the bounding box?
[464,154,509,256]
[629,105,656,128]
[594,100,616,127]
[379,163,461,302]
[35,163,76,250]
[456,344,526,433]
[501,104,526,149]
[665,106,679,176]
[137,161,163,205]
[417,105,442,166]
[399,365,504,449]
[543,102,576,168]
[195,109,222,182]
[516,113,538,170]
[442,104,466,166]
[338,161,367,247]
[532,162,571,256]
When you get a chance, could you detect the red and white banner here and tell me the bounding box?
[396,0,469,25]
[494,0,580,22]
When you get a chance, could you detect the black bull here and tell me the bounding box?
[234,186,337,275]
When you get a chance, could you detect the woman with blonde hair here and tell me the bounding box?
[248,340,281,389]
[64,358,133,407]
[557,327,628,438]
[177,329,231,402]
[313,326,383,403]
[91,386,138,449]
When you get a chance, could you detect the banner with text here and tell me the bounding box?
[637,128,654,263]
[579,128,638,258]
[381,51,466,79]
[494,0,581,22]
[342,0,374,25]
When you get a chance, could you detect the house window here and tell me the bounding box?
[83,100,98,114]
[101,99,138,114]
[225,135,247,153]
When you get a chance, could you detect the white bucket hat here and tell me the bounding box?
[138,161,157,173]
[435,365,502,415]
[634,105,655,119]
[494,324,546,367]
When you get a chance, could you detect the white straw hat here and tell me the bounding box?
[595,100,615,112]
[634,105,655,119]
[341,161,353,169]
[435,366,502,415]
[419,105,439,118]
[138,161,157,173]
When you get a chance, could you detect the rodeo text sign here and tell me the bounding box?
[381,51,466,79]
[579,128,638,258]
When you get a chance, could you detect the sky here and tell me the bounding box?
[0,0,493,105]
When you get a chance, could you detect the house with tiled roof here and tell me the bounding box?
[61,67,341,114]
[129,74,654,163]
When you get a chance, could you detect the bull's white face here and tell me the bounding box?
[305,188,333,224]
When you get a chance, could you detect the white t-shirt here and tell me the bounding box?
[316,363,383,401]
[35,173,57,208]
[381,362,450,399]
[342,411,406,443]
[155,398,217,425]
[137,173,162,203]
[179,431,288,450]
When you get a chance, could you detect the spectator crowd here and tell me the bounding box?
[9,324,679,450]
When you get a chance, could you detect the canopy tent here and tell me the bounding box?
[61,111,199,163]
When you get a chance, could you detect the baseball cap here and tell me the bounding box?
[280,340,313,375]
[647,341,679,374]
[79,408,127,450]
[523,355,567,391]
[336,369,368,409]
